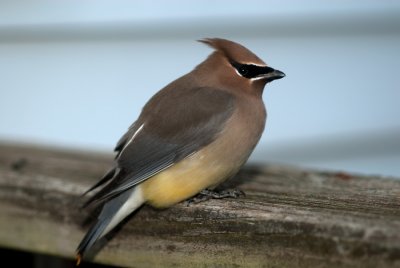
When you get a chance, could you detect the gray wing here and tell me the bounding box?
[84,86,235,206]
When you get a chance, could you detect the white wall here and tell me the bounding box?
[1,1,399,177]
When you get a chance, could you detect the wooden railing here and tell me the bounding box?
[0,143,399,267]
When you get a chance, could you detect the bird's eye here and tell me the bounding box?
[239,66,249,76]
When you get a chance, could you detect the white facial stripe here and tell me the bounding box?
[119,123,144,156]
[240,62,267,68]
[233,69,242,77]
[250,76,267,81]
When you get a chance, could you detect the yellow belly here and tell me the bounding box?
[140,150,239,208]
[139,106,262,208]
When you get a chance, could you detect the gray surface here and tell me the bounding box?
[0,1,399,176]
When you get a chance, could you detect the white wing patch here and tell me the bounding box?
[119,123,145,156]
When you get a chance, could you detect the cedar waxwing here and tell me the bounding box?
[76,38,285,264]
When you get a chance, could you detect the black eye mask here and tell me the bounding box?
[230,61,275,79]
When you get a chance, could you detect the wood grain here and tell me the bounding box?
[0,142,399,267]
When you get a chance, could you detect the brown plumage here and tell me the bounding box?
[76,38,285,264]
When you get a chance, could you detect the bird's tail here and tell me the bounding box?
[76,187,144,265]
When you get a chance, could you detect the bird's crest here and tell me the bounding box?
[198,38,266,66]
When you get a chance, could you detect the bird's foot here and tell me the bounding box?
[199,189,245,199]
[184,188,245,206]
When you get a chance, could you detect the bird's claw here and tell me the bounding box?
[184,188,245,206]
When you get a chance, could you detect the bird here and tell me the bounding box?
[76,37,285,264]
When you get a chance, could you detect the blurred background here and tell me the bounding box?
[0,0,399,177]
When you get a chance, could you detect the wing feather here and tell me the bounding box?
[84,86,235,206]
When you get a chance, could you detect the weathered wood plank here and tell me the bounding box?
[0,142,399,267]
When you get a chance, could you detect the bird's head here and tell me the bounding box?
[197,38,285,95]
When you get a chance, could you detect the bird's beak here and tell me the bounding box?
[260,68,285,83]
